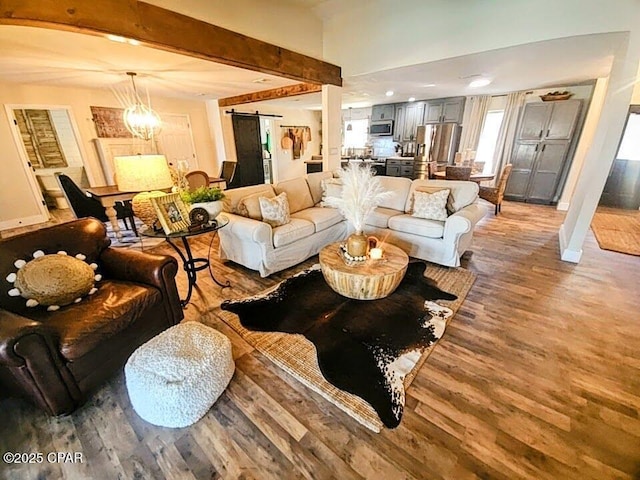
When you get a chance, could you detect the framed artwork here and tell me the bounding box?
[90,106,131,138]
[150,193,191,235]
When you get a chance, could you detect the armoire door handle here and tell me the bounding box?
[534,144,539,152]
[538,129,543,138]
[542,144,546,152]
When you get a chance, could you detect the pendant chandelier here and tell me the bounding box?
[123,72,162,141]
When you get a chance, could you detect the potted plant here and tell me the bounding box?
[180,186,226,220]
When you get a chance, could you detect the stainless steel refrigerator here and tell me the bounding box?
[413,124,460,179]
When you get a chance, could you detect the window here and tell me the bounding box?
[617,111,640,161]
[475,110,504,173]
[343,118,369,148]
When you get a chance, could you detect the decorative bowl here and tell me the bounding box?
[540,92,573,102]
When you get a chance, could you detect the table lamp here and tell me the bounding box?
[113,154,173,228]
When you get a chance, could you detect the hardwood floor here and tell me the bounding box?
[1,200,639,479]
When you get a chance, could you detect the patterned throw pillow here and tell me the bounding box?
[412,189,450,221]
[259,192,291,227]
[414,186,453,214]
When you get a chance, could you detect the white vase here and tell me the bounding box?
[191,200,223,220]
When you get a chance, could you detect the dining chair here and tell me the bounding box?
[185,170,210,191]
[220,161,237,188]
[445,166,472,181]
[427,161,439,179]
[479,164,513,215]
[55,173,137,235]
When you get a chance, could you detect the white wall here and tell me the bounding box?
[147,0,323,59]
[219,104,322,183]
[0,82,215,228]
[321,0,639,76]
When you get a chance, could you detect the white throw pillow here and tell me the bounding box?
[412,189,450,221]
[259,192,291,227]
[320,178,343,206]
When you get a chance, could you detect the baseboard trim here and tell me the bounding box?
[0,214,49,232]
[558,223,582,263]
[556,201,570,211]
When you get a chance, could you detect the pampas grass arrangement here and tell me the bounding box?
[324,163,390,234]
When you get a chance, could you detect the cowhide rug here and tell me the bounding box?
[221,261,457,429]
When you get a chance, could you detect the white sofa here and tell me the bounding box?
[364,176,486,267]
[218,173,348,277]
[218,172,485,277]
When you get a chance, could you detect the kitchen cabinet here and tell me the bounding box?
[401,102,425,142]
[392,102,424,142]
[393,105,405,142]
[386,158,414,178]
[371,104,396,121]
[505,99,582,204]
[424,97,465,124]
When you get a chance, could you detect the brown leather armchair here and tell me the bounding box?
[0,218,183,415]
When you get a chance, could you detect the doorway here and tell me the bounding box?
[591,105,640,256]
[5,104,94,224]
[599,105,640,209]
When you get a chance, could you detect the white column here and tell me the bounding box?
[559,30,640,262]
[556,77,608,211]
[322,84,342,173]
[205,99,227,175]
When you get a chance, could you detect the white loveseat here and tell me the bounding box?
[364,176,486,267]
[218,172,485,277]
[218,173,348,277]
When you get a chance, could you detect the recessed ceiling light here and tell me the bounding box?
[422,84,436,88]
[469,78,492,88]
[127,39,141,46]
[385,90,394,97]
[408,97,416,102]
[106,34,127,43]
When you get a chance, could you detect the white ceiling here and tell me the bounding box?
[0,26,298,101]
[0,25,623,110]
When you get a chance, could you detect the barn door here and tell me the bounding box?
[231,114,265,188]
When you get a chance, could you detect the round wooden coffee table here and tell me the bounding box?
[319,242,409,300]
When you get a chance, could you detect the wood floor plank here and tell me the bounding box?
[2,201,640,479]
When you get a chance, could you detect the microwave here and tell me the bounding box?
[370,120,394,136]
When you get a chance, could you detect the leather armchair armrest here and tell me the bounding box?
[0,309,54,367]
[99,247,183,324]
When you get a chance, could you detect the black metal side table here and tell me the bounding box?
[141,215,230,307]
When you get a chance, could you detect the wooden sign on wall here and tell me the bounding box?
[90,106,131,138]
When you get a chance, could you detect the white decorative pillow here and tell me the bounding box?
[320,178,343,206]
[412,189,450,221]
[259,192,290,227]
[6,250,100,311]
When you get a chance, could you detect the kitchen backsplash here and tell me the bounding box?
[370,137,397,158]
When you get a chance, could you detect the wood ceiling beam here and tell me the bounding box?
[218,83,322,107]
[0,0,342,86]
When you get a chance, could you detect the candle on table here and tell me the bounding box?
[369,247,383,260]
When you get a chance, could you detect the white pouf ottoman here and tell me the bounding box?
[125,321,234,428]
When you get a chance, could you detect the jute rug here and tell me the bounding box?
[591,208,640,256]
[217,261,475,432]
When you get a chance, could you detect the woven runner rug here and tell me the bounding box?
[591,208,640,256]
[218,261,475,432]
